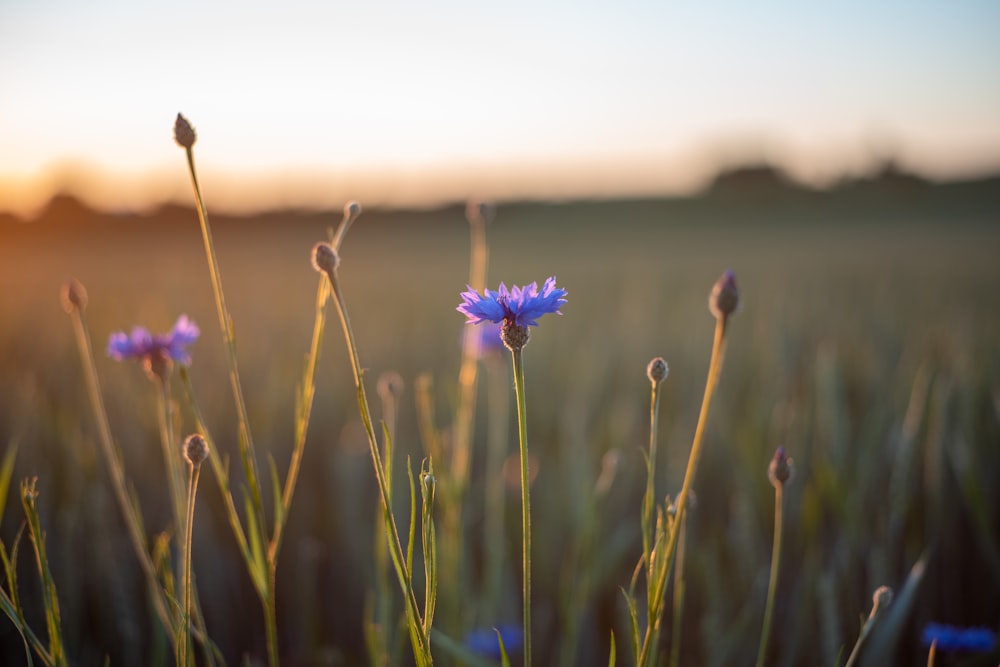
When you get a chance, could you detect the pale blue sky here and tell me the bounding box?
[1,0,998,213]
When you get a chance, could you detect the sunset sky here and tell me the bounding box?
[1,0,999,216]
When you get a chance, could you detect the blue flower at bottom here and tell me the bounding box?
[107,315,200,366]
[463,624,524,660]
[458,277,567,328]
[921,623,996,652]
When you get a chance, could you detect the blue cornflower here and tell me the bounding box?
[463,624,524,660]
[108,315,200,366]
[921,623,996,652]
[458,276,567,328]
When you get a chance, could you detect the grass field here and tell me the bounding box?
[1,185,998,666]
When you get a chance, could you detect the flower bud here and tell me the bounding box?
[377,371,405,403]
[647,357,669,385]
[344,200,362,222]
[311,242,340,274]
[60,279,88,314]
[174,113,196,149]
[768,447,793,488]
[183,434,209,467]
[709,269,739,320]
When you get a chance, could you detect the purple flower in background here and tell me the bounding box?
[108,315,200,366]
[458,277,567,328]
[921,623,996,652]
[463,624,524,659]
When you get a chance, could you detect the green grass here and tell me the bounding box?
[0,194,998,665]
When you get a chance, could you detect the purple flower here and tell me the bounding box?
[921,623,996,652]
[458,277,567,328]
[108,315,200,366]
[463,624,524,659]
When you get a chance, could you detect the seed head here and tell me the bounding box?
[647,357,669,385]
[871,585,893,612]
[768,447,794,488]
[183,434,209,467]
[709,269,739,320]
[60,279,88,314]
[174,113,196,149]
[311,242,340,275]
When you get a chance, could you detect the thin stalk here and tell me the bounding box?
[158,379,186,535]
[643,377,663,610]
[755,483,784,667]
[483,354,510,621]
[181,145,267,544]
[639,317,728,666]
[325,268,431,664]
[668,510,688,667]
[68,309,177,636]
[510,347,532,667]
[178,464,202,667]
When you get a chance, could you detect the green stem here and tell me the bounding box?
[158,379,186,535]
[639,317,728,666]
[326,268,431,664]
[511,347,532,667]
[68,309,177,637]
[755,484,783,667]
[643,378,662,614]
[178,464,201,667]
[669,511,688,667]
[182,146,267,549]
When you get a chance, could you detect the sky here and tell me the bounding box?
[1,0,999,216]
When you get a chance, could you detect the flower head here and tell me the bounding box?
[174,113,196,149]
[183,434,209,468]
[463,624,524,660]
[458,277,567,328]
[921,623,996,652]
[768,446,794,488]
[108,315,200,366]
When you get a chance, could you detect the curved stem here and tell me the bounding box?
[178,464,201,667]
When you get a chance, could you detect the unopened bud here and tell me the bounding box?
[311,242,340,274]
[377,371,405,402]
[174,113,196,149]
[647,357,669,385]
[709,270,739,320]
[60,279,88,314]
[768,447,794,487]
[183,434,209,467]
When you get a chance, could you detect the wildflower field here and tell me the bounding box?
[1,155,998,665]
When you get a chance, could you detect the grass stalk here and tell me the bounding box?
[177,461,202,667]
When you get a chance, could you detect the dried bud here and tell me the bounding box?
[647,357,669,385]
[500,321,530,351]
[183,434,209,467]
[174,113,196,149]
[311,242,340,274]
[768,447,794,487]
[709,269,739,320]
[60,279,88,314]
[465,200,496,226]
[344,201,362,222]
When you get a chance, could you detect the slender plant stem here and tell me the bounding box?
[178,464,201,667]
[158,379,186,535]
[182,146,266,541]
[643,378,662,612]
[326,268,431,664]
[511,347,532,667]
[68,309,176,636]
[669,510,688,667]
[639,317,728,666]
[755,484,783,667]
